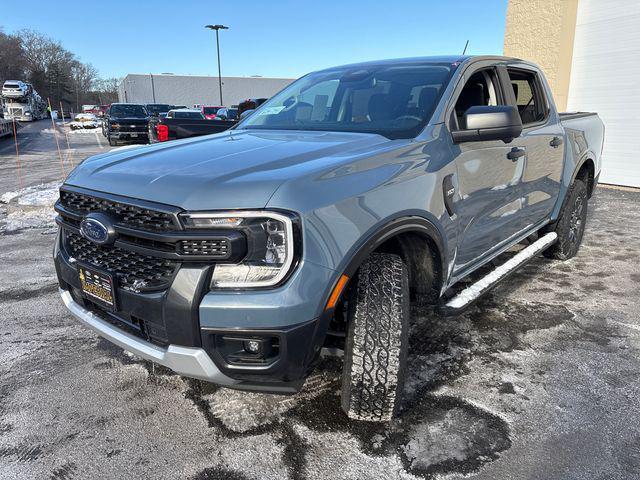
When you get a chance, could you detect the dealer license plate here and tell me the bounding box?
[78,264,117,311]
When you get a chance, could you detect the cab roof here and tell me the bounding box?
[316,55,524,72]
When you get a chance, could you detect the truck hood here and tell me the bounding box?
[65,130,390,210]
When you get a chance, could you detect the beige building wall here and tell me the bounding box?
[504,0,579,111]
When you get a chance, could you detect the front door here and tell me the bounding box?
[449,67,527,275]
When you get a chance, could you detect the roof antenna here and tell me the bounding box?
[462,40,469,55]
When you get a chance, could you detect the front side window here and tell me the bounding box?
[507,69,546,125]
[453,69,501,128]
[237,63,454,139]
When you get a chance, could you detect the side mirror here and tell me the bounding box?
[451,105,522,143]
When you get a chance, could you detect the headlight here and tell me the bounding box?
[180,211,298,289]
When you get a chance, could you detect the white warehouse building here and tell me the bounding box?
[118,74,295,108]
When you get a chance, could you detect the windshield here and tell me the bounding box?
[146,104,172,115]
[203,107,221,115]
[110,104,147,117]
[238,63,452,139]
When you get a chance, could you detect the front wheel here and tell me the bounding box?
[341,252,409,422]
[544,178,588,260]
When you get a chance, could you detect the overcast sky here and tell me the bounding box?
[2,0,508,80]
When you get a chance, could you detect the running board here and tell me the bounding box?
[438,232,558,316]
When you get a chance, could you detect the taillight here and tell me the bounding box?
[157,124,169,142]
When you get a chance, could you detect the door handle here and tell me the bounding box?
[507,147,526,161]
[550,136,563,148]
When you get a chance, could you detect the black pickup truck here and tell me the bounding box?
[149,108,236,143]
[105,103,150,146]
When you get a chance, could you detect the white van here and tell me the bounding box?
[2,80,29,98]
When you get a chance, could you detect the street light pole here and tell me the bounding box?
[205,24,229,105]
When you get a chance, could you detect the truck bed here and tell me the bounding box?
[151,117,236,143]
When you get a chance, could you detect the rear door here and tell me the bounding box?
[503,66,565,229]
[449,65,527,275]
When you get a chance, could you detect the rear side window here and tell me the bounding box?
[507,69,547,126]
[175,111,204,119]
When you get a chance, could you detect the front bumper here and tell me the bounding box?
[110,131,148,140]
[54,200,336,393]
[60,288,238,385]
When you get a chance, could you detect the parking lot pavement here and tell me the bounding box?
[1,130,640,479]
[0,120,110,195]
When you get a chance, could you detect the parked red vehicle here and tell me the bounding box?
[97,105,110,117]
[201,105,223,120]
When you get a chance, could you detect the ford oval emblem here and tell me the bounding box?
[79,213,116,245]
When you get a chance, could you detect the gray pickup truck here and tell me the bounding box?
[53,55,604,422]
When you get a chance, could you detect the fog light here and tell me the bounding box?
[243,340,261,354]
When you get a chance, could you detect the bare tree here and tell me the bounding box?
[71,62,99,110]
[18,29,77,108]
[0,28,26,82]
[2,28,119,112]
[95,77,121,105]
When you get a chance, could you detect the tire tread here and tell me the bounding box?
[341,252,409,421]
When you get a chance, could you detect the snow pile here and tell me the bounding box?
[1,181,60,204]
[17,186,60,207]
[0,182,61,233]
[70,121,100,130]
[2,209,57,232]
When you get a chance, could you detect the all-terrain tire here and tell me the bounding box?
[543,178,588,260]
[341,252,409,422]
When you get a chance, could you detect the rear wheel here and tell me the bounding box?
[544,178,588,260]
[341,252,409,422]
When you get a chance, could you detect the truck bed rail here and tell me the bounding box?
[559,112,598,121]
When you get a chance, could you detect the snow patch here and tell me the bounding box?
[1,182,61,232]
[2,208,57,232]
[1,181,60,205]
